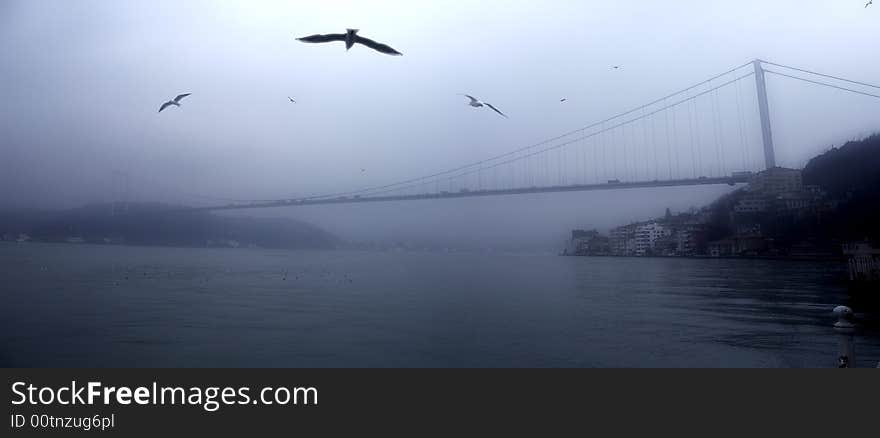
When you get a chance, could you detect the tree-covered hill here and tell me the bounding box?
[0,203,338,249]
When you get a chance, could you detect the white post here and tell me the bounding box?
[753,60,776,169]
[833,306,856,368]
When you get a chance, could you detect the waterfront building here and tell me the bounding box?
[708,239,736,257]
[567,229,610,256]
[748,167,803,196]
[675,223,706,256]
[634,221,670,256]
[609,224,637,256]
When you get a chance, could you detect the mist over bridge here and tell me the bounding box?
[170,59,880,212]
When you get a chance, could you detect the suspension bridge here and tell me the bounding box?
[188,59,880,212]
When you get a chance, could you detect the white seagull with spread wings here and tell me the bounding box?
[158,93,191,113]
[460,94,507,118]
[296,29,402,56]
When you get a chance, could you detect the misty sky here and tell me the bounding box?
[1,0,879,247]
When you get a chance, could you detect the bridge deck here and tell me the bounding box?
[192,175,749,212]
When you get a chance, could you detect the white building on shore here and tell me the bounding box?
[634,221,670,256]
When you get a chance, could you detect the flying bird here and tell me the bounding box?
[288,96,296,103]
[612,65,621,70]
[460,94,507,118]
[296,29,402,56]
[867,1,873,7]
[560,98,567,102]
[158,93,191,113]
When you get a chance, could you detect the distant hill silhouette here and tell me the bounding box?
[0,202,337,249]
[803,134,880,198]
[803,134,880,243]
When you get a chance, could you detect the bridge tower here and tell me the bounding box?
[753,59,776,169]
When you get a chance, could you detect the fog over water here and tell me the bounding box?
[2,0,879,247]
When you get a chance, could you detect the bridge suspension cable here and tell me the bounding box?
[269,61,755,203]
[761,60,880,91]
[185,59,880,211]
[763,69,880,100]
[350,72,757,198]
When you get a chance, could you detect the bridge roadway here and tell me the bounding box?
[190,174,751,212]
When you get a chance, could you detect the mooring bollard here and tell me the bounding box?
[833,305,856,368]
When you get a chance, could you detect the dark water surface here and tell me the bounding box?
[2,242,878,367]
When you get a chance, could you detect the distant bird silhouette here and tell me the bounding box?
[288,96,296,103]
[296,29,402,56]
[867,0,873,7]
[560,98,567,102]
[158,93,191,113]
[361,168,366,172]
[612,66,620,70]
[460,94,507,118]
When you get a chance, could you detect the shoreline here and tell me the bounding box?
[560,253,845,263]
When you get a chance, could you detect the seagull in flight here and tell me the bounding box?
[867,1,873,7]
[288,96,296,103]
[296,29,402,56]
[460,94,507,118]
[560,98,567,102]
[612,65,621,70]
[158,93,191,113]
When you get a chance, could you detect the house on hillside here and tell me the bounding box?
[748,167,803,196]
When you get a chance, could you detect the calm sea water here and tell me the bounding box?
[1,242,878,367]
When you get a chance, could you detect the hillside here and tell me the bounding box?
[573,133,880,258]
[803,134,880,198]
[802,134,880,243]
[0,203,338,249]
